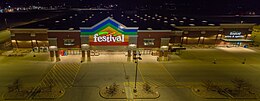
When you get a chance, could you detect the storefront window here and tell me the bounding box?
[144,39,155,46]
[64,39,75,46]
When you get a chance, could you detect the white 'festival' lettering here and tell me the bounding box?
[93,33,124,42]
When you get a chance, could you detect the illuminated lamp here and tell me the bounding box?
[247,34,251,37]
[218,34,222,36]
[11,40,16,42]
[32,40,36,42]
[49,46,58,51]
[160,46,169,50]
[119,25,124,29]
[81,44,89,50]
[129,44,136,47]
[129,44,137,50]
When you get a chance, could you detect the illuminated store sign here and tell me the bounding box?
[93,32,125,43]
[89,27,129,45]
[225,31,244,38]
[80,17,138,46]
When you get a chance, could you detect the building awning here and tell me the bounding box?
[221,39,253,42]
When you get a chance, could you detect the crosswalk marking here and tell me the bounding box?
[28,62,81,99]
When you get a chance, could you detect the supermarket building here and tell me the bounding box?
[9,11,256,61]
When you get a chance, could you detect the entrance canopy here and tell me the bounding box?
[80,17,138,46]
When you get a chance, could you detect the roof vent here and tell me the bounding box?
[159,16,162,18]
[85,18,88,21]
[208,24,215,26]
[171,24,176,26]
[121,15,124,17]
[55,21,60,23]
[179,20,184,23]
[133,21,137,23]
[69,28,74,30]
[164,21,168,23]
[157,19,160,21]
[148,16,151,18]
[144,19,147,21]
[190,18,195,21]
[170,19,174,21]
[69,16,73,18]
[82,21,86,23]
[202,20,207,23]
[130,19,134,21]
[189,24,195,26]
[62,19,66,21]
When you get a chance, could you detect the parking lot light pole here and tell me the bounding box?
[133,53,142,93]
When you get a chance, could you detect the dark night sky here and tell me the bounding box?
[1,0,259,14]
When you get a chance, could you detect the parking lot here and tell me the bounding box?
[1,47,260,101]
